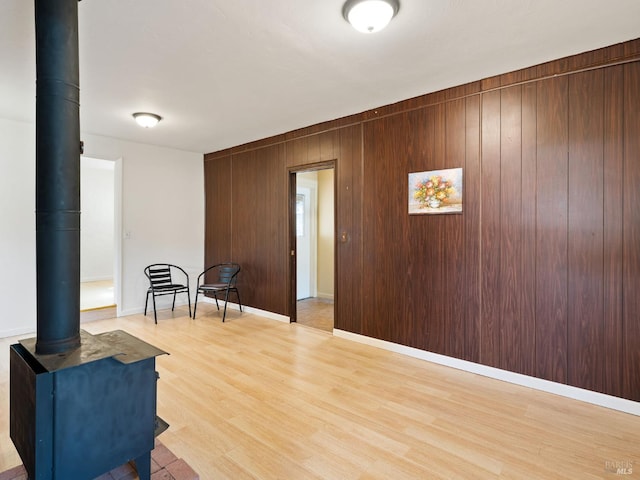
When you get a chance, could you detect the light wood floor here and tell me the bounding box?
[1,305,639,479]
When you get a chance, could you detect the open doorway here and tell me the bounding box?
[80,156,116,318]
[291,166,335,332]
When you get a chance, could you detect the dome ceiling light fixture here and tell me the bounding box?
[342,0,400,33]
[132,112,162,128]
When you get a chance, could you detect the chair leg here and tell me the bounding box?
[144,291,150,316]
[171,292,177,311]
[222,288,231,322]
[186,288,192,318]
[151,293,158,324]
[213,292,220,310]
[235,288,243,312]
[192,289,199,319]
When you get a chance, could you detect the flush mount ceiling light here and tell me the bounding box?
[132,112,162,128]
[343,0,400,33]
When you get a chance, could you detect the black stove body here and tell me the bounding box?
[10,330,167,480]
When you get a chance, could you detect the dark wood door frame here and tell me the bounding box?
[288,160,336,324]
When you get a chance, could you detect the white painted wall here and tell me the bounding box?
[317,169,334,299]
[0,118,204,338]
[0,118,37,337]
[80,157,114,282]
[78,133,204,318]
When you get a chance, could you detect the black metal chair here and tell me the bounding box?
[144,263,191,323]
[193,263,242,322]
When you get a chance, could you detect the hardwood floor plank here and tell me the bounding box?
[1,305,638,479]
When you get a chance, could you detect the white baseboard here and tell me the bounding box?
[0,326,36,340]
[120,298,291,323]
[118,307,143,317]
[333,329,640,417]
[200,298,290,323]
[119,298,191,318]
[80,275,113,283]
[316,292,334,301]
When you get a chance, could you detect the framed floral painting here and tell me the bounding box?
[408,167,463,215]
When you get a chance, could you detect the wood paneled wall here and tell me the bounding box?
[204,39,640,401]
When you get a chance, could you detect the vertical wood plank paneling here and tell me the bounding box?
[410,106,440,352]
[336,127,353,333]
[382,115,411,347]
[361,121,377,340]
[268,144,289,316]
[286,137,308,167]
[499,85,524,373]
[404,108,428,349]
[445,99,466,358]
[535,76,569,384]
[350,124,365,336]
[520,83,537,377]
[464,95,481,363]
[203,42,640,402]
[428,103,448,355]
[567,70,605,392]
[319,131,336,161]
[623,62,640,401]
[362,119,391,341]
[603,65,624,398]
[204,156,232,266]
[231,150,259,308]
[232,145,287,315]
[433,104,446,171]
[480,90,501,367]
[384,114,412,346]
[336,125,362,334]
[370,116,394,342]
[307,134,320,163]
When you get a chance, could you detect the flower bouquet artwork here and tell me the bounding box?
[408,167,463,214]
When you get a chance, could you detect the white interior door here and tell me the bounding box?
[296,186,312,299]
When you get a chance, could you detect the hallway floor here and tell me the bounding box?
[296,297,333,332]
[81,280,115,311]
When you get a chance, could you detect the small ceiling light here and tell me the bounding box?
[133,112,162,128]
[343,0,399,33]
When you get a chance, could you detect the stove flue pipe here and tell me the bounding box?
[34,0,81,355]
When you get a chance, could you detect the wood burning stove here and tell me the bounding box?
[10,330,168,480]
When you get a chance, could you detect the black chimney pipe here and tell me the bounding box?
[34,0,81,354]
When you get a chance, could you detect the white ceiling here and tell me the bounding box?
[2,0,640,154]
